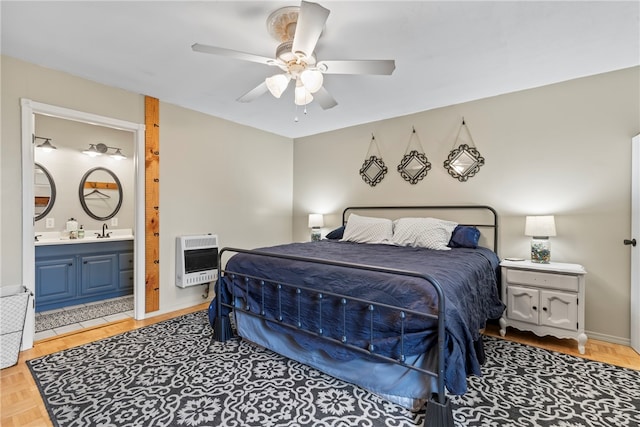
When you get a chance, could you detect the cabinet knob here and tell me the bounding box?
[624,238,637,247]
[532,306,537,311]
[543,307,548,311]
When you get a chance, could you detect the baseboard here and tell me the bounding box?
[140,297,212,320]
[586,330,631,347]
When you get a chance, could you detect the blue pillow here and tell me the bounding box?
[325,225,345,240]
[449,225,480,248]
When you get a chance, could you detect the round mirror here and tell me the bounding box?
[79,167,123,220]
[34,163,56,221]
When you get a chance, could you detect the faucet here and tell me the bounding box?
[96,223,112,238]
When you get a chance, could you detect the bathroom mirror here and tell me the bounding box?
[34,163,56,221]
[79,167,123,220]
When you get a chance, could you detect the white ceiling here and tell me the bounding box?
[2,1,638,139]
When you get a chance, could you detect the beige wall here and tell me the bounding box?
[1,55,293,314]
[159,102,293,309]
[292,67,640,343]
[3,53,638,343]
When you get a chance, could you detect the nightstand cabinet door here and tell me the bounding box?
[540,289,578,331]
[507,285,540,324]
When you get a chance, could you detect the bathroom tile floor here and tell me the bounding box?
[34,295,134,341]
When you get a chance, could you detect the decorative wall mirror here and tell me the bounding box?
[444,118,485,182]
[34,163,56,221]
[359,134,388,187]
[79,167,123,220]
[397,127,431,184]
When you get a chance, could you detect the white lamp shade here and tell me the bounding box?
[265,74,291,98]
[525,215,556,237]
[308,213,324,228]
[37,139,57,152]
[110,149,126,160]
[83,145,101,157]
[294,81,313,106]
[300,69,323,93]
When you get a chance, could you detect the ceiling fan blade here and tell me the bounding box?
[317,60,396,75]
[314,86,338,110]
[192,43,277,66]
[237,81,269,103]
[291,1,330,59]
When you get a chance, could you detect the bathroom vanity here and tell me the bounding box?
[34,230,134,312]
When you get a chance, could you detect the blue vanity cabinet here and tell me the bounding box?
[35,240,133,312]
[35,256,77,306]
[80,253,118,296]
[118,252,134,292]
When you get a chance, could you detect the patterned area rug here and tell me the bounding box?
[28,311,640,427]
[35,296,133,332]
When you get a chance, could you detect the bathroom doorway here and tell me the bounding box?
[32,114,136,339]
[21,99,145,349]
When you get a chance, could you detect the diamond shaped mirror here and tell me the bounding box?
[360,156,388,187]
[444,118,485,182]
[444,144,484,182]
[398,150,431,184]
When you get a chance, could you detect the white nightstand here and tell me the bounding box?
[499,260,588,354]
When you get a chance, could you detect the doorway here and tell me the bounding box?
[21,99,146,350]
[631,134,639,355]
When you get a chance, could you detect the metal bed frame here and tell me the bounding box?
[212,205,499,426]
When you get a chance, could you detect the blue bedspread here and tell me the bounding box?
[218,240,505,394]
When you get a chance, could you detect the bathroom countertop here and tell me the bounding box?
[35,229,134,246]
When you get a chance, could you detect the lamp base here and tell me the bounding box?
[531,237,551,263]
[311,228,321,242]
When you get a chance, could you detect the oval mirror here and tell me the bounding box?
[34,163,56,221]
[79,167,123,220]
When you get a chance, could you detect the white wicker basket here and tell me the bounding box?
[1,285,31,369]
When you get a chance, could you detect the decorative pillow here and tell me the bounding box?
[392,217,458,250]
[341,214,393,244]
[449,225,481,248]
[325,226,345,240]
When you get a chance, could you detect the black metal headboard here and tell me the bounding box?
[341,205,499,254]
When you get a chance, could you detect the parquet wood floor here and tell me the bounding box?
[2,304,638,427]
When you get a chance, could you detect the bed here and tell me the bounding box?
[210,205,505,426]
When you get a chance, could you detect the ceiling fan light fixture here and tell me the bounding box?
[266,73,291,98]
[300,69,323,93]
[294,81,313,106]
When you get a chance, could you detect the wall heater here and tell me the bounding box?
[175,234,218,288]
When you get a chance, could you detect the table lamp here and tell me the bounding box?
[525,215,556,263]
[308,214,324,242]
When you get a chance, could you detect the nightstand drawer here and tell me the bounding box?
[505,269,579,292]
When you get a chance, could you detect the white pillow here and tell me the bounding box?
[392,217,458,250]
[341,214,393,244]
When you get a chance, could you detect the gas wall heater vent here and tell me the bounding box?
[175,234,219,288]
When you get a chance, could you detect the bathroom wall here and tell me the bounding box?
[34,114,135,234]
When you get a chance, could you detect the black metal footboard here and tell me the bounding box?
[213,247,454,426]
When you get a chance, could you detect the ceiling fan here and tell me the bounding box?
[192,0,395,110]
